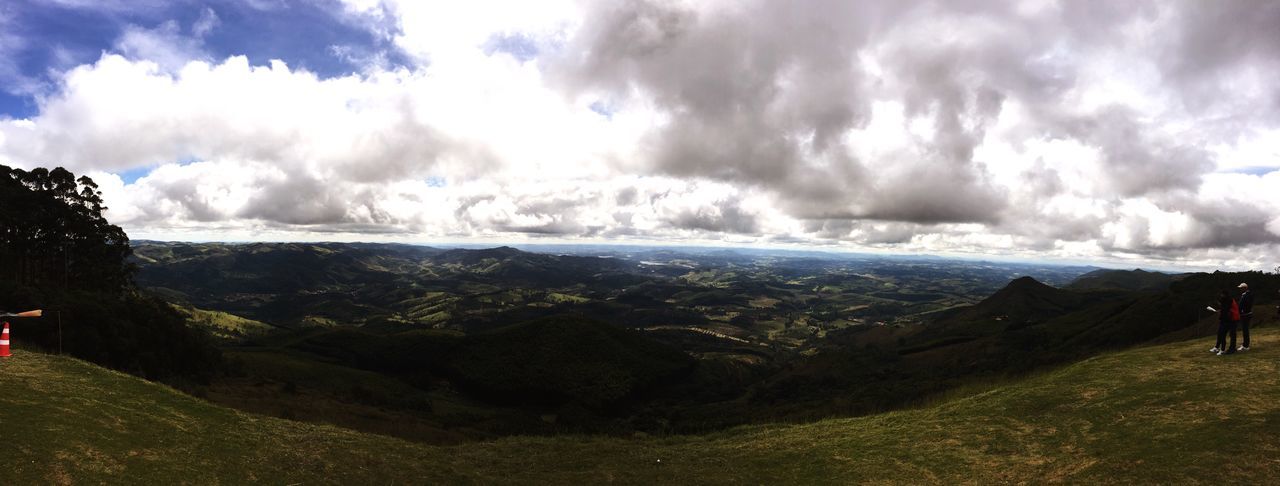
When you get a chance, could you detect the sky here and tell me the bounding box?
[1,0,1278,271]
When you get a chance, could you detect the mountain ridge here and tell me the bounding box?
[1066,268,1182,291]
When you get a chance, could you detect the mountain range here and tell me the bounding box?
[121,242,1280,438]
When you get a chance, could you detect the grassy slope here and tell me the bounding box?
[5,328,1280,484]
[172,304,276,341]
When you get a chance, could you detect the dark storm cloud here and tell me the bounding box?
[857,223,922,245]
[803,219,855,240]
[1013,214,1107,245]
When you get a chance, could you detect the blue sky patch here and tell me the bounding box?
[1223,166,1279,176]
[0,0,412,119]
[0,91,37,119]
[116,165,154,185]
[589,100,616,120]
[115,156,204,184]
[483,33,540,62]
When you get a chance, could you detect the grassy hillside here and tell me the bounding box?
[172,304,277,342]
[4,327,1280,483]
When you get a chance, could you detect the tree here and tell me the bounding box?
[0,164,219,383]
[0,165,132,291]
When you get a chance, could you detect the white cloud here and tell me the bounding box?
[357,0,580,62]
[1,0,1279,270]
[191,7,220,38]
[114,21,208,72]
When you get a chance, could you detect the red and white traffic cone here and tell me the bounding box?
[0,322,10,358]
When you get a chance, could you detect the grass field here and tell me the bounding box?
[3,328,1280,483]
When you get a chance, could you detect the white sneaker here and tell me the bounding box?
[1217,350,1226,356]
[1240,346,1250,351]
[1211,347,1220,353]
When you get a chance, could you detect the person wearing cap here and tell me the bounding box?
[1238,283,1253,351]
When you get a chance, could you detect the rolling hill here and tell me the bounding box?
[1066,268,1182,291]
[5,327,1280,483]
[749,271,1276,423]
[937,276,1120,325]
[172,304,278,342]
[124,243,1278,441]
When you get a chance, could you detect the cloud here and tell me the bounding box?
[0,54,476,174]
[542,0,1280,265]
[39,0,172,13]
[2,0,1280,270]
[115,21,208,72]
[0,7,39,98]
[192,7,220,38]
[1163,2,1280,113]
[353,0,580,64]
[547,1,1066,226]
[661,196,760,235]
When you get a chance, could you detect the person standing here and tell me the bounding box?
[1238,283,1254,351]
[1212,290,1239,356]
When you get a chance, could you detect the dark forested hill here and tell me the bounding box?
[1066,268,1183,291]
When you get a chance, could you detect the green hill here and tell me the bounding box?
[172,304,277,342]
[939,276,1117,326]
[5,327,1280,483]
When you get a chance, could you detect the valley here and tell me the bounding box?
[126,242,1276,442]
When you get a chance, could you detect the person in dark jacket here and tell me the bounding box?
[1212,290,1238,356]
[1238,283,1253,351]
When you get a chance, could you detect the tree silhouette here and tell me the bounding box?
[0,165,132,291]
[1,164,219,383]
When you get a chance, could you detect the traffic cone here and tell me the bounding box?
[0,322,10,358]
